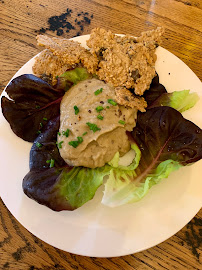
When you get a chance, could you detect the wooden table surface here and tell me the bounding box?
[0,0,202,269]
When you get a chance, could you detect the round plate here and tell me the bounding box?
[0,35,202,257]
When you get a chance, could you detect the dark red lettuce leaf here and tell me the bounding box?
[1,74,65,142]
[23,117,109,211]
[23,168,75,211]
[29,116,66,170]
[143,75,199,113]
[143,74,167,107]
[132,106,202,182]
[23,117,74,211]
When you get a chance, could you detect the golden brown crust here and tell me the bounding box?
[114,87,147,112]
[33,35,98,84]
[32,49,73,85]
[87,27,164,95]
[33,27,164,110]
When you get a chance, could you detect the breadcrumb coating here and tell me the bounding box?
[33,35,98,84]
[33,27,164,111]
[32,49,73,85]
[87,27,164,95]
[115,87,147,112]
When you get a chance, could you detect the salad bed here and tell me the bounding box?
[1,69,201,211]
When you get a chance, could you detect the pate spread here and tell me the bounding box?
[58,78,137,168]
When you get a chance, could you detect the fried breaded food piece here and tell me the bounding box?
[33,35,98,84]
[33,27,163,111]
[32,49,73,84]
[87,27,164,95]
[115,87,147,112]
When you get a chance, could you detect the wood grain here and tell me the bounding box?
[0,198,201,269]
[0,0,201,269]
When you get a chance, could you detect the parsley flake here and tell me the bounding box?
[68,137,83,148]
[94,88,103,95]
[86,122,101,132]
[57,141,64,149]
[119,120,125,125]
[69,141,79,148]
[50,159,55,168]
[35,142,42,148]
[62,129,70,137]
[108,99,117,106]
[74,105,79,115]
[46,159,55,168]
[96,106,104,112]
[77,136,83,143]
[97,115,103,120]
[82,132,88,136]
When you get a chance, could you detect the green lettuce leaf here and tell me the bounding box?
[23,165,111,211]
[108,143,141,171]
[56,67,91,90]
[102,160,182,207]
[57,165,110,209]
[143,75,199,113]
[148,89,199,113]
[167,90,199,112]
[102,106,202,207]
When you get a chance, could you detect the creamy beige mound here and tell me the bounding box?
[58,78,137,168]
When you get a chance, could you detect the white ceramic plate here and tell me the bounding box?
[0,35,202,258]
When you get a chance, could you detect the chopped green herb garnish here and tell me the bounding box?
[86,122,101,133]
[39,122,43,128]
[106,106,110,109]
[108,99,117,106]
[68,136,83,148]
[94,88,103,95]
[74,105,79,115]
[69,141,79,148]
[37,130,41,134]
[46,159,55,168]
[57,141,64,149]
[119,120,125,125]
[50,159,55,168]
[77,136,83,143]
[62,129,70,137]
[96,106,104,112]
[36,105,40,109]
[43,117,48,121]
[57,132,61,136]
[35,142,42,148]
[97,115,104,120]
[82,132,88,136]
